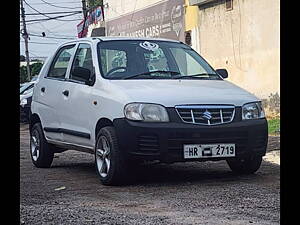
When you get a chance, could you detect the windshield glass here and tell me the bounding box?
[97,40,221,80]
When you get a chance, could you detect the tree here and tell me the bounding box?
[20,55,26,62]
[20,62,43,83]
[31,62,43,77]
[88,0,103,9]
[20,65,28,83]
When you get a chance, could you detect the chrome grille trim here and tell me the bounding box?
[175,105,235,125]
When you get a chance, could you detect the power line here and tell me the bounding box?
[20,12,82,23]
[23,0,82,22]
[24,17,82,24]
[27,29,77,38]
[28,33,75,40]
[39,0,82,9]
[21,40,58,45]
[25,10,82,16]
[30,1,81,5]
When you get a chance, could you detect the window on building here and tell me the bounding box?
[225,0,233,11]
[185,31,192,46]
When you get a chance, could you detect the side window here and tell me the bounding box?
[70,43,94,83]
[47,44,76,79]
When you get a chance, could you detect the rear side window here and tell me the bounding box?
[47,44,76,79]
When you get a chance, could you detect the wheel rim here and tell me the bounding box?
[31,130,40,161]
[96,136,111,178]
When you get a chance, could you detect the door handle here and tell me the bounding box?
[41,87,45,92]
[62,90,69,97]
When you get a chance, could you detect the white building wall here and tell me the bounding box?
[103,0,167,21]
[196,0,280,114]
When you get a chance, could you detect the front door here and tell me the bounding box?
[59,43,95,148]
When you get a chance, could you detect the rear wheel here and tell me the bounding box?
[30,123,54,168]
[95,126,129,185]
[226,156,262,174]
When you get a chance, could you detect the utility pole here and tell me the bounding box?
[20,0,31,81]
[81,0,88,38]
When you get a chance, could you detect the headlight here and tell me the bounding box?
[20,98,28,107]
[242,102,265,120]
[124,103,169,122]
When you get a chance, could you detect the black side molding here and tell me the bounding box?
[44,127,90,139]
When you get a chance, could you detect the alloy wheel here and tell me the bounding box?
[31,130,40,161]
[96,136,111,177]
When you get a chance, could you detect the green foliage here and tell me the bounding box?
[267,119,280,135]
[88,0,103,9]
[20,62,44,83]
[31,62,43,77]
[20,66,28,83]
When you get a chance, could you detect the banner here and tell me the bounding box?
[77,6,104,38]
[106,0,185,41]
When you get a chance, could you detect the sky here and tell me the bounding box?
[20,0,84,59]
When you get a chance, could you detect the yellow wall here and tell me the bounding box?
[184,0,198,31]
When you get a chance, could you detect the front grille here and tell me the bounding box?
[175,105,235,125]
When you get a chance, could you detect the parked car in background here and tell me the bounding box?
[31,75,38,82]
[20,81,36,123]
[30,37,268,185]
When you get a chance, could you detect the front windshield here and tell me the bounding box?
[97,40,221,80]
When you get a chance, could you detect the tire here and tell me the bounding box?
[226,156,262,174]
[95,126,129,186]
[30,123,54,168]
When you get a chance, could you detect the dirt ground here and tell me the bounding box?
[20,124,280,225]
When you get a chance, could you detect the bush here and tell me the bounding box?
[20,62,43,83]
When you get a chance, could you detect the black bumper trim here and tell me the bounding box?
[113,118,268,163]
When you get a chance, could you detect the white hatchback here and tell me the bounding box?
[30,37,268,185]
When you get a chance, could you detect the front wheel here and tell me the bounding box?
[95,126,129,185]
[226,156,262,174]
[30,123,54,168]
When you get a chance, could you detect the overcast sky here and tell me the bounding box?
[20,0,84,59]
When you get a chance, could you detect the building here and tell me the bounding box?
[84,0,280,115]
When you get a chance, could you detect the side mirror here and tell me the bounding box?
[71,67,94,85]
[216,69,228,79]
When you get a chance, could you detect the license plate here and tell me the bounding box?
[183,144,235,159]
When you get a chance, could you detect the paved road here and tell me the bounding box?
[20,124,280,225]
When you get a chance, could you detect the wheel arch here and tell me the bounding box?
[29,113,42,133]
[95,118,114,138]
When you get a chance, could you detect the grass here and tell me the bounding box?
[267,118,280,135]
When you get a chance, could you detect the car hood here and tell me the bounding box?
[107,79,259,107]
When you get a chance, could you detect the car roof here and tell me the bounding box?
[60,36,182,46]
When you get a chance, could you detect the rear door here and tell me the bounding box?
[59,42,96,147]
[35,44,76,141]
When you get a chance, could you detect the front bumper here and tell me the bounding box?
[113,109,268,163]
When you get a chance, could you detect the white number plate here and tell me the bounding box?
[183,144,235,159]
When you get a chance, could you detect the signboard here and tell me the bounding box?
[77,6,104,38]
[106,0,185,41]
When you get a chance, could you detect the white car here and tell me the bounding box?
[30,37,268,185]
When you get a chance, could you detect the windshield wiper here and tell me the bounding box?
[173,73,219,79]
[124,70,180,79]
